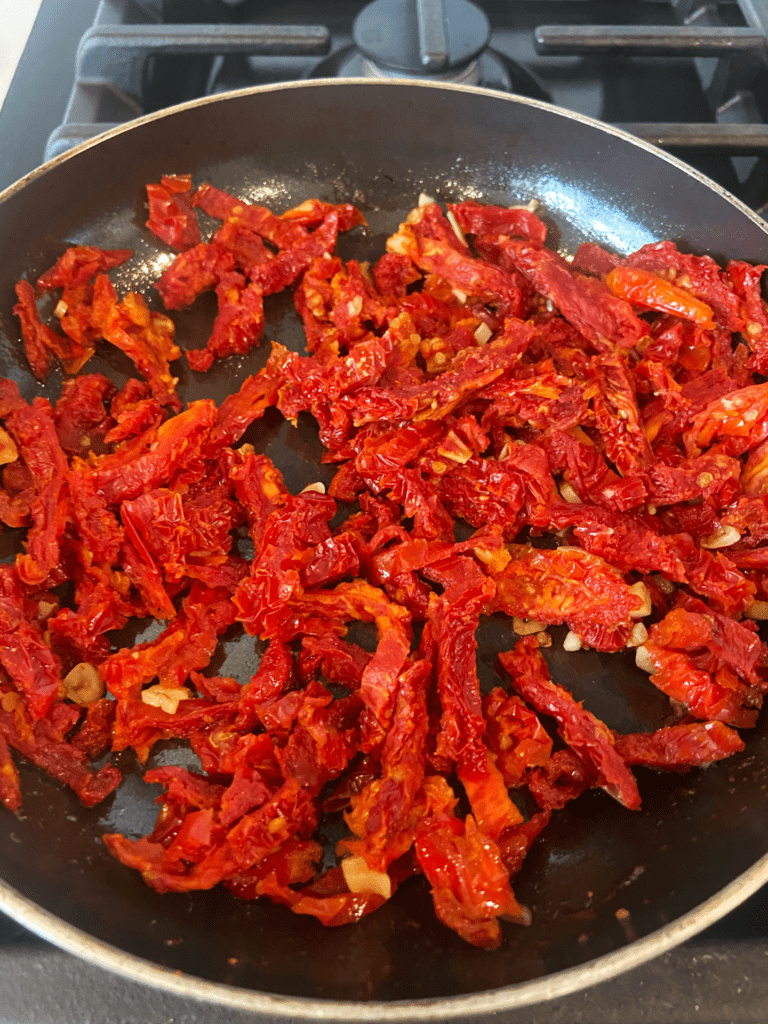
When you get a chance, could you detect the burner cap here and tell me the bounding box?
[353,0,490,76]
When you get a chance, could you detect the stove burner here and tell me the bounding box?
[311,0,550,99]
[354,0,489,79]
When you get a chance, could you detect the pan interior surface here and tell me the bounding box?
[1,81,768,1016]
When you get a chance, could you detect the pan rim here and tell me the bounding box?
[1,77,767,237]
[2,850,768,1019]
[1,76,768,1017]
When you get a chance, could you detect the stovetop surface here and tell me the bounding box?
[0,1,767,1022]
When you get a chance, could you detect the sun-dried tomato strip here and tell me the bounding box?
[726,260,768,373]
[527,749,594,810]
[36,246,133,294]
[489,238,646,349]
[0,690,120,807]
[146,174,201,251]
[685,380,768,458]
[448,201,547,246]
[500,637,641,810]
[91,276,181,410]
[13,281,56,379]
[204,369,278,453]
[489,544,644,639]
[614,721,744,769]
[233,486,338,638]
[427,556,523,837]
[415,814,527,950]
[71,698,116,760]
[638,608,763,727]
[54,374,115,456]
[85,398,217,504]
[482,687,552,788]
[193,183,309,249]
[388,204,527,319]
[497,810,551,878]
[101,584,235,702]
[6,399,68,587]
[625,241,742,331]
[112,697,237,764]
[343,653,431,871]
[186,272,265,373]
[155,241,237,311]
[606,266,715,326]
[48,566,134,663]
[15,248,131,380]
[550,505,756,616]
[640,645,759,729]
[589,352,655,476]
[281,198,366,232]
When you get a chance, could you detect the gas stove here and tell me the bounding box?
[0,1,768,1022]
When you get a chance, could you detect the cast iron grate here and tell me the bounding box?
[45,0,768,216]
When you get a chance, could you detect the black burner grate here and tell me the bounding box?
[39,0,768,212]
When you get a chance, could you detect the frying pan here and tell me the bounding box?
[1,79,768,1021]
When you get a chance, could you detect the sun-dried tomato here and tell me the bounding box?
[500,637,641,810]
[613,720,744,770]
[490,545,644,642]
[6,399,68,587]
[145,174,201,251]
[415,813,527,950]
[605,266,715,327]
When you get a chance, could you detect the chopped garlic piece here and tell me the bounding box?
[141,684,191,715]
[301,481,326,494]
[62,663,104,706]
[700,525,740,549]
[563,630,582,652]
[446,209,467,246]
[559,481,580,504]
[628,581,652,619]
[626,622,648,648]
[386,233,410,256]
[635,645,654,674]
[437,430,473,465]
[473,322,492,345]
[418,192,435,207]
[513,617,547,636]
[451,288,467,305]
[341,856,392,900]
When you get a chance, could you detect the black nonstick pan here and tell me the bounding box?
[0,79,767,1021]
